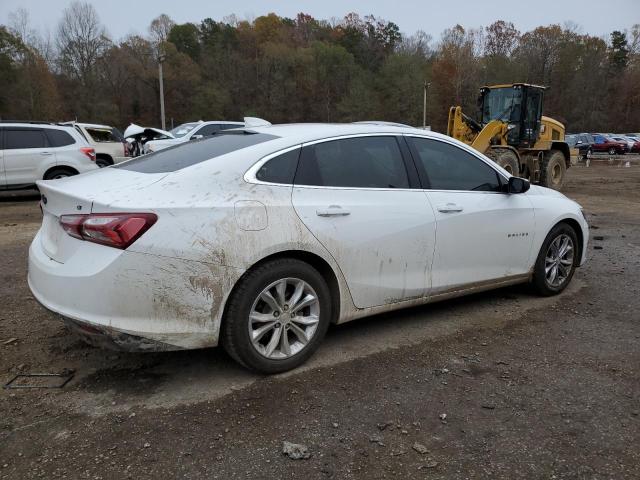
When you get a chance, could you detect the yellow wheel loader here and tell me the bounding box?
[447,83,575,190]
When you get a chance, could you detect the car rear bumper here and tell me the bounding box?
[61,316,180,352]
[28,229,230,350]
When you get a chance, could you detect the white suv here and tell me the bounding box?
[69,123,128,167]
[0,123,98,189]
[144,120,244,153]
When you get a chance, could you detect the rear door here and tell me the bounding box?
[291,135,436,309]
[3,128,51,186]
[406,136,534,293]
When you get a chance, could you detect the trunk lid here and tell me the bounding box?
[36,168,167,263]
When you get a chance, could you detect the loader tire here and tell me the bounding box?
[540,150,566,191]
[493,149,520,176]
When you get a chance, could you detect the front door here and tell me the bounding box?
[292,135,436,309]
[406,136,534,293]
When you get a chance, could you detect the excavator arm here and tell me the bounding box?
[447,106,508,155]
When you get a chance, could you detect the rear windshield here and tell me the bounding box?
[115,132,279,173]
[86,127,122,143]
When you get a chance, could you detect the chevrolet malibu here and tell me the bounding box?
[29,123,588,373]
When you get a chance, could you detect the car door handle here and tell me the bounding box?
[40,152,53,156]
[316,206,351,217]
[437,203,464,213]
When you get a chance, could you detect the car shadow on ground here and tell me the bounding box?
[0,190,41,202]
[69,281,542,406]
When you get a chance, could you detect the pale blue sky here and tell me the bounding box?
[1,0,638,41]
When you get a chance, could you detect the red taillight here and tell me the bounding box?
[60,213,157,249]
[80,147,96,162]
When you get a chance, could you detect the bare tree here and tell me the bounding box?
[56,1,110,85]
[149,14,175,45]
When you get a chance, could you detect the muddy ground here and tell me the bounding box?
[0,157,639,479]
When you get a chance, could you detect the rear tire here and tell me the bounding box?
[532,223,579,296]
[493,149,520,176]
[221,258,331,374]
[540,150,566,190]
[43,168,78,180]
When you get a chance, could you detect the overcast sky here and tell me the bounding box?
[1,0,637,41]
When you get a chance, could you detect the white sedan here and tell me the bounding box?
[28,123,588,373]
[143,120,244,153]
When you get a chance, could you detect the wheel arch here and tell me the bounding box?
[553,217,584,262]
[221,249,343,327]
[43,165,79,180]
[95,153,114,165]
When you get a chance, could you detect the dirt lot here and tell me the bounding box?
[1,157,639,479]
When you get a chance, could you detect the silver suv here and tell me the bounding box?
[0,122,99,190]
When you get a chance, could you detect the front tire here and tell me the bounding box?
[532,223,578,296]
[43,168,78,180]
[221,258,331,374]
[608,147,616,155]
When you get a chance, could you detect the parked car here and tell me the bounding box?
[566,133,594,160]
[611,135,636,152]
[29,123,588,373]
[66,122,128,167]
[626,135,640,153]
[591,134,628,155]
[143,120,244,153]
[0,122,98,190]
[123,123,174,157]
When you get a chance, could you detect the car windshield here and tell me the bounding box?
[170,122,200,138]
[481,87,523,124]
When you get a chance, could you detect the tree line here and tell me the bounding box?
[0,1,638,134]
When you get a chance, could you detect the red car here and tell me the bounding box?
[591,134,628,155]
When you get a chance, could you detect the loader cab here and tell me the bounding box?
[479,84,545,148]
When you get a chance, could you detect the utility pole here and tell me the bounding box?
[158,53,166,130]
[423,81,431,129]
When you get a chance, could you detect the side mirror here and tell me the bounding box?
[508,176,530,194]
[191,134,203,140]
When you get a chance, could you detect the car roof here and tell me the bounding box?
[200,121,244,125]
[0,122,77,130]
[241,122,446,144]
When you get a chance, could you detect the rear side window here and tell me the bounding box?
[295,136,409,189]
[193,124,220,137]
[116,132,279,173]
[45,129,75,147]
[409,137,502,192]
[4,129,47,149]
[256,148,300,184]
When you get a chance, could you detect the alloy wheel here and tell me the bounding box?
[248,278,320,359]
[545,234,574,288]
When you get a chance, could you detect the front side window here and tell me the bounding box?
[295,136,409,189]
[5,129,47,149]
[256,148,300,184]
[193,124,220,137]
[408,137,502,192]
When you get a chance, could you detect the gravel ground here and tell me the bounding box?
[0,158,639,479]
